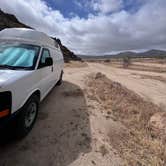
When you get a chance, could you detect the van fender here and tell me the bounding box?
[18,88,41,110]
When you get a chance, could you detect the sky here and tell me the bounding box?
[0,0,166,55]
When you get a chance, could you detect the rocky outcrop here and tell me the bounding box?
[53,37,82,62]
[0,9,30,30]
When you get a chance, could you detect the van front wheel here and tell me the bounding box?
[16,95,39,138]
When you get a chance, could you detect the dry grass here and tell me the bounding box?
[99,145,109,157]
[101,58,166,73]
[86,72,166,165]
[65,61,88,68]
[138,74,166,84]
[126,65,166,73]
[107,63,166,73]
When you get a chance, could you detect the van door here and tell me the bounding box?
[52,49,61,82]
[38,48,54,97]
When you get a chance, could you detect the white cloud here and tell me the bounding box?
[92,0,123,13]
[0,0,166,55]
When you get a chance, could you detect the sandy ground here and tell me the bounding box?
[133,62,166,68]
[0,61,166,166]
[103,59,166,73]
[66,62,166,110]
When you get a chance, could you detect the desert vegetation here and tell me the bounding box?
[86,72,166,165]
[122,56,131,68]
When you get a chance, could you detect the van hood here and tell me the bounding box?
[0,69,33,88]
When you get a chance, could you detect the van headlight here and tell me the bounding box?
[0,91,12,118]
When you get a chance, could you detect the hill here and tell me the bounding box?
[52,38,81,62]
[0,9,30,30]
[0,9,81,62]
[79,50,166,60]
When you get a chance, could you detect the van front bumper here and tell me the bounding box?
[0,110,19,129]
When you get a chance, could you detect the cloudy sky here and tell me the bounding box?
[0,0,166,55]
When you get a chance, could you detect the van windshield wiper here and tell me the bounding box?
[0,65,30,70]
[0,65,17,70]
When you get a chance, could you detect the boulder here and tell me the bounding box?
[149,112,166,141]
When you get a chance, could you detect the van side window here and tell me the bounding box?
[38,48,50,68]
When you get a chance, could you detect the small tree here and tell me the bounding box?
[104,59,111,63]
[123,56,131,68]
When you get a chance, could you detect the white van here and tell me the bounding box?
[0,28,64,137]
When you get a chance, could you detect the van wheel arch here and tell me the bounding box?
[31,90,41,101]
[56,70,63,86]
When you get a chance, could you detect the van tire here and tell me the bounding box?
[56,70,63,86]
[15,95,39,138]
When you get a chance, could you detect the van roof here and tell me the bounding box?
[0,28,56,47]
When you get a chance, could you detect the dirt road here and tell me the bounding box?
[0,62,166,166]
[66,62,166,109]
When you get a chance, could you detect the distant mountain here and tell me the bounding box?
[138,50,166,57]
[0,9,81,62]
[79,49,166,59]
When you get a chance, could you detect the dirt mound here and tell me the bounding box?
[86,72,159,129]
[86,72,166,165]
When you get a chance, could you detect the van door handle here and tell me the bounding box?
[51,66,54,72]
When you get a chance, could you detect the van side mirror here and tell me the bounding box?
[45,57,53,66]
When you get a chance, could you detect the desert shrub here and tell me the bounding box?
[104,59,111,63]
[123,56,131,68]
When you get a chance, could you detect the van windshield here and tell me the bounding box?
[0,42,40,70]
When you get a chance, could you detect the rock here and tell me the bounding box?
[94,72,105,79]
[149,112,166,141]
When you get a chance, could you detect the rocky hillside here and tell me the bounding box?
[112,50,166,58]
[0,9,81,62]
[0,9,30,30]
[80,49,166,59]
[53,38,81,62]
